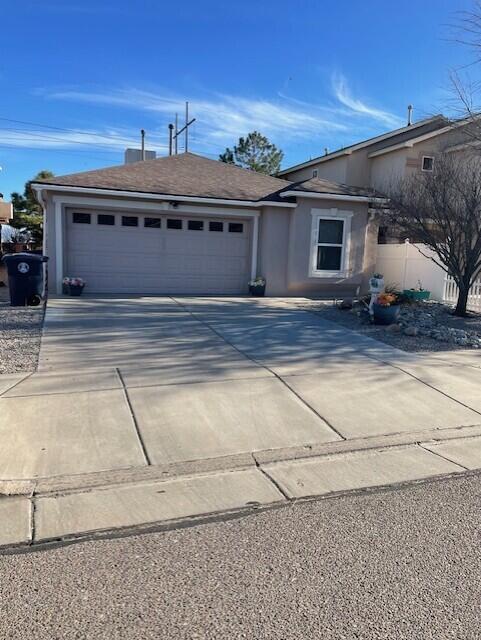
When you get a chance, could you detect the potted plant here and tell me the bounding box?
[403,280,431,301]
[63,277,86,296]
[373,292,401,325]
[248,276,266,297]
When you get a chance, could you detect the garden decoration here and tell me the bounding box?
[403,280,431,301]
[368,272,385,317]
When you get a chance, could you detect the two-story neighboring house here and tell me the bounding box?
[279,114,477,242]
[278,114,475,191]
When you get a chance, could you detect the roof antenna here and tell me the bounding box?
[407,105,413,126]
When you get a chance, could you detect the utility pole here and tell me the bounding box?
[172,101,196,153]
[140,129,145,160]
[168,124,174,156]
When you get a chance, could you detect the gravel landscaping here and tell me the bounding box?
[302,298,481,353]
[0,288,44,374]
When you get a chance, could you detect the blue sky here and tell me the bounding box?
[0,0,475,197]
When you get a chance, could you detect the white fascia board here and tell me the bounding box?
[279,190,388,204]
[367,120,476,159]
[277,116,446,175]
[31,183,296,209]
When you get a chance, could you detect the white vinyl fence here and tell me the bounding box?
[376,240,481,311]
[443,275,481,312]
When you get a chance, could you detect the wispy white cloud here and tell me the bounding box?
[6,77,403,156]
[42,88,349,143]
[331,73,403,128]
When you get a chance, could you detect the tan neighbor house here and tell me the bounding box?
[31,153,384,297]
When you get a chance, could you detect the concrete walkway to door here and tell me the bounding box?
[2,295,481,549]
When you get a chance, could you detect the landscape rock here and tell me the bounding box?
[339,298,354,310]
[403,326,419,337]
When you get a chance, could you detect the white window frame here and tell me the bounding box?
[309,208,353,278]
[421,155,434,172]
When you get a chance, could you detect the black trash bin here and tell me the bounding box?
[2,253,49,306]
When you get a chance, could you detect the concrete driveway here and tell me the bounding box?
[2,296,481,548]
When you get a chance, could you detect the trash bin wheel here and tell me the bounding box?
[27,294,42,307]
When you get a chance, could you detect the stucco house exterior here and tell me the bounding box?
[32,153,384,297]
[280,114,477,203]
[280,114,480,247]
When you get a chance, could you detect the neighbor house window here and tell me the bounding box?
[312,169,318,178]
[309,209,352,277]
[73,212,91,224]
[209,221,223,232]
[144,217,161,228]
[97,214,115,225]
[122,216,138,227]
[228,222,243,233]
[422,156,434,172]
[167,218,182,230]
[188,220,204,231]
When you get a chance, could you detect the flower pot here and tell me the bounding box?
[403,289,431,301]
[249,284,265,297]
[67,284,84,296]
[373,303,401,325]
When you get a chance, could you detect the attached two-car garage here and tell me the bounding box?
[65,209,252,294]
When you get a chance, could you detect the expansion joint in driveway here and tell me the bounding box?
[251,452,291,501]
[170,297,345,440]
[116,368,151,466]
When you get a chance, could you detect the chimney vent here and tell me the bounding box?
[124,148,156,164]
[407,104,413,126]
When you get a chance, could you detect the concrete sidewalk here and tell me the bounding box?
[2,295,481,550]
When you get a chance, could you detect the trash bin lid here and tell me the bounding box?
[2,252,48,263]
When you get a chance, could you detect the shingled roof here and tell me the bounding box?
[34,152,380,202]
[288,177,377,198]
[36,153,292,202]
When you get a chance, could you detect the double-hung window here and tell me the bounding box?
[309,209,352,277]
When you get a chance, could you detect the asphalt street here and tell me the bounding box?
[1,473,481,639]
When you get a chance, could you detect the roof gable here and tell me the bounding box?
[278,115,448,175]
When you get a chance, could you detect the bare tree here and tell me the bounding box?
[384,153,481,316]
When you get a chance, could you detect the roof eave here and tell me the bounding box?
[279,190,388,204]
[277,115,447,175]
[30,183,298,208]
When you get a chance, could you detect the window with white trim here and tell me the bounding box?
[309,210,352,277]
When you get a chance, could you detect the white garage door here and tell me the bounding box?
[66,210,252,294]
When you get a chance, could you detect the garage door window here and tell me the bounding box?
[122,216,138,227]
[98,214,115,226]
[188,220,204,231]
[209,221,223,232]
[144,217,161,228]
[167,219,182,230]
[73,212,91,224]
[228,222,243,233]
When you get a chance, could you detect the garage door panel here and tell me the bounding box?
[66,211,251,294]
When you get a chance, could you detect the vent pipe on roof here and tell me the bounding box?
[141,129,146,160]
[407,104,413,126]
[324,147,329,156]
